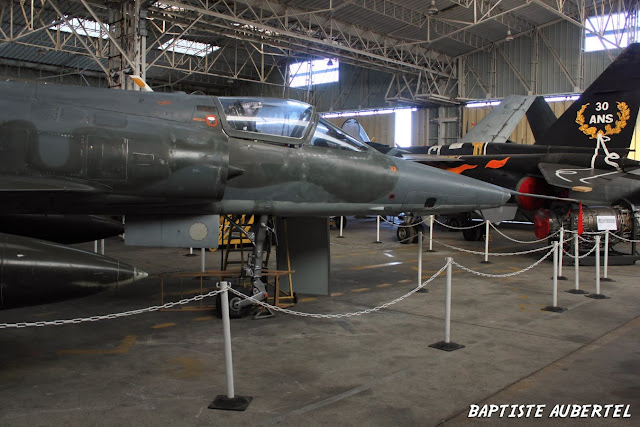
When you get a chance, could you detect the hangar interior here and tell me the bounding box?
[2,0,640,425]
[1,0,638,144]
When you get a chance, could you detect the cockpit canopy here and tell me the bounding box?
[216,97,368,152]
[217,97,313,143]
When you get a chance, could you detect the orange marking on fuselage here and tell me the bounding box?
[192,117,206,122]
[447,164,478,174]
[157,100,171,105]
[485,157,511,169]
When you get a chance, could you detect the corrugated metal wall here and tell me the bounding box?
[462,100,573,145]
[326,113,395,146]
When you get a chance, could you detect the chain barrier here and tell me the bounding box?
[433,217,484,230]
[379,215,431,229]
[562,242,598,259]
[432,238,553,256]
[0,289,224,329]
[609,234,640,243]
[451,247,555,278]
[228,262,450,319]
[489,222,560,244]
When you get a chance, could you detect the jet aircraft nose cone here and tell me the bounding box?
[393,160,511,214]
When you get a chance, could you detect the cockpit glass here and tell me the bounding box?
[310,118,369,152]
[218,97,312,139]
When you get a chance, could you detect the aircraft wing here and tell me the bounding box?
[460,95,539,143]
[0,175,110,192]
[538,163,623,191]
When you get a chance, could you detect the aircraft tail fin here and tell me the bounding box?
[526,96,557,141]
[537,43,640,154]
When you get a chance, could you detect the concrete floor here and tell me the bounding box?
[1,217,639,426]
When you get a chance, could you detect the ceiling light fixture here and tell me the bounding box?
[427,0,439,15]
[327,58,333,66]
[505,28,514,42]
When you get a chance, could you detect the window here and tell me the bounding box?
[584,12,639,52]
[394,109,413,148]
[310,119,368,152]
[159,38,219,57]
[218,97,313,139]
[289,59,339,88]
[53,17,108,39]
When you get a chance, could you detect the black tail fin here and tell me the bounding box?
[526,96,557,141]
[538,43,640,154]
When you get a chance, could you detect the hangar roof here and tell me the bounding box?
[0,1,629,96]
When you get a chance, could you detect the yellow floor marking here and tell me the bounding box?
[194,316,215,321]
[330,292,344,297]
[377,283,393,288]
[352,288,370,293]
[518,294,529,300]
[351,261,403,270]
[399,279,412,283]
[168,356,205,380]
[58,335,136,355]
[34,311,58,318]
[152,322,176,329]
[298,297,317,303]
[519,303,546,312]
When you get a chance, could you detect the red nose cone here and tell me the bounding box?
[533,209,551,239]
[517,177,547,211]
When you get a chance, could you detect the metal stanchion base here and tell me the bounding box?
[542,306,567,313]
[557,276,568,281]
[600,277,615,282]
[429,341,464,352]
[586,293,610,299]
[337,236,345,239]
[416,288,429,293]
[480,261,491,264]
[566,289,589,295]
[373,241,383,244]
[208,395,253,411]
[427,249,437,253]
[184,253,198,257]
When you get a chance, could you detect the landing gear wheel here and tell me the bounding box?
[216,292,252,319]
[412,223,425,243]
[461,212,483,241]
[397,224,416,244]
[462,226,483,242]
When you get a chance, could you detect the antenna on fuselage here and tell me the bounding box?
[129,75,153,92]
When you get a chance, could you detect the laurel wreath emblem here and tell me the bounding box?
[575,101,630,139]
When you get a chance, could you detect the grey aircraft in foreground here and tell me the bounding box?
[0,81,510,309]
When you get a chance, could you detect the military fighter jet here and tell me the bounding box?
[393,43,640,242]
[0,81,510,309]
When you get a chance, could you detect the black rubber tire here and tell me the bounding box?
[462,225,483,241]
[412,223,425,243]
[215,293,252,319]
[397,224,416,244]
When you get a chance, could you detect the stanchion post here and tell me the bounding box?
[417,231,427,293]
[543,242,566,312]
[93,240,98,253]
[587,235,609,299]
[429,258,464,351]
[601,230,614,282]
[374,215,382,243]
[338,216,345,238]
[209,281,252,411]
[567,232,588,294]
[185,247,197,257]
[100,239,105,255]
[428,215,435,252]
[557,228,567,280]
[481,220,491,264]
